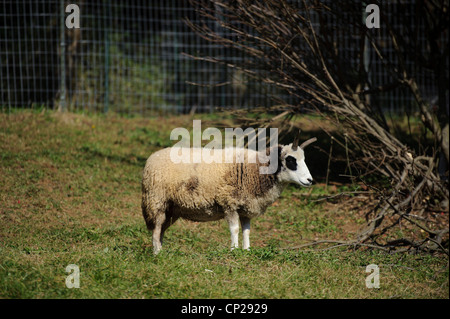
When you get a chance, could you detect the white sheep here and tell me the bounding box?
[141,133,316,254]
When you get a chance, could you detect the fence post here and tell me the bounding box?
[59,0,66,112]
[104,1,111,113]
[362,2,371,107]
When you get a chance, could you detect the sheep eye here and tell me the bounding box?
[285,156,297,171]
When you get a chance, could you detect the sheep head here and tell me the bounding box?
[276,131,317,187]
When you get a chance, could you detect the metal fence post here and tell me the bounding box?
[104,1,111,114]
[362,2,371,106]
[59,0,66,112]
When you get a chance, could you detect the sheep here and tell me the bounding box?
[141,132,316,254]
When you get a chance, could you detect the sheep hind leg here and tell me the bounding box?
[160,212,178,247]
[152,213,166,255]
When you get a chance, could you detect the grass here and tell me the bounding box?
[0,110,448,299]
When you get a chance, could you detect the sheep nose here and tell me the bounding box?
[307,178,313,184]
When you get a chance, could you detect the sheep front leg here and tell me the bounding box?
[240,216,251,250]
[225,211,240,250]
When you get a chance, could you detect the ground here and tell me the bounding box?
[0,110,448,298]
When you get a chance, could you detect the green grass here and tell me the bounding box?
[0,110,448,299]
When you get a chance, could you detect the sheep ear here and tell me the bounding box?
[300,137,317,149]
[292,129,301,151]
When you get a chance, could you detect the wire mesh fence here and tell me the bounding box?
[0,0,441,115]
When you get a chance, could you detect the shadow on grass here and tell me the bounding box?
[79,144,148,167]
